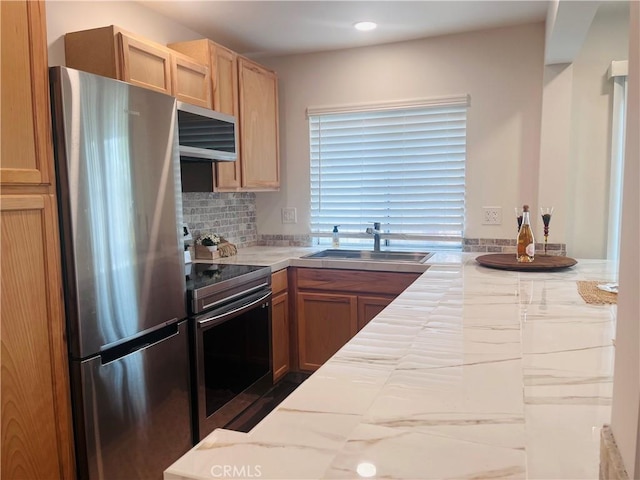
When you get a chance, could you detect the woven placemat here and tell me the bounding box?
[218,241,237,257]
[577,281,617,305]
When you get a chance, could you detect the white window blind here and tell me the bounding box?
[309,100,467,248]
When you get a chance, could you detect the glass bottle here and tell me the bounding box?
[516,204,535,262]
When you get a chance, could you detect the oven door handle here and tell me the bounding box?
[197,291,271,329]
[201,282,270,311]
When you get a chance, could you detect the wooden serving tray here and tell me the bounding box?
[476,253,577,271]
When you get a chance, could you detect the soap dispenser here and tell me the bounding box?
[332,225,340,248]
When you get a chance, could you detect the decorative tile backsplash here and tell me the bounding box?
[181,195,568,257]
[182,192,257,248]
[255,235,568,255]
[463,238,566,256]
[258,234,313,247]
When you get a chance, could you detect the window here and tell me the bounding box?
[309,97,468,249]
[607,60,628,261]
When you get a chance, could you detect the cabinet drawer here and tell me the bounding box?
[295,268,419,295]
[271,268,288,296]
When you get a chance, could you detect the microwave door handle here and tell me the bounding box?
[197,291,271,329]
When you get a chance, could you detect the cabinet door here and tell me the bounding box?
[238,58,279,190]
[272,292,290,382]
[171,52,212,109]
[118,32,171,95]
[0,0,52,185]
[357,295,394,331]
[214,45,242,190]
[1,195,74,479]
[297,292,357,371]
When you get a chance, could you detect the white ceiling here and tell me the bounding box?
[140,1,549,58]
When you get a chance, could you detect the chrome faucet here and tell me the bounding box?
[365,222,382,251]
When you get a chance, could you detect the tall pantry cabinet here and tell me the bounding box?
[1,1,75,478]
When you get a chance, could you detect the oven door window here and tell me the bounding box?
[202,303,270,417]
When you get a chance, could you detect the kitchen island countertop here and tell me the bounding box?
[171,251,617,479]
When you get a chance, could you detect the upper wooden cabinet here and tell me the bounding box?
[65,26,211,108]
[238,57,280,190]
[169,40,280,191]
[1,195,74,479]
[118,32,172,94]
[171,52,212,108]
[0,0,53,185]
[168,39,242,189]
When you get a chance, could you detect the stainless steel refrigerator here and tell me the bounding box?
[50,67,192,480]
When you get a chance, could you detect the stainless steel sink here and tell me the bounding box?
[303,249,433,263]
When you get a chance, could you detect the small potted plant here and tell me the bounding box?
[198,233,221,252]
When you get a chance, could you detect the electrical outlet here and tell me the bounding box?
[281,207,297,224]
[483,207,502,225]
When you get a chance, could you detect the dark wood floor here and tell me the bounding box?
[225,372,310,433]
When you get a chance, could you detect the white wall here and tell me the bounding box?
[259,10,629,258]
[45,1,628,259]
[610,0,640,476]
[46,1,203,66]
[256,24,545,241]
[538,3,629,259]
[566,3,629,259]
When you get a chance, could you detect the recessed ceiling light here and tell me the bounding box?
[354,21,377,32]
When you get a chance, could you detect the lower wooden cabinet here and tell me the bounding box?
[293,268,420,371]
[271,269,290,382]
[357,295,395,331]
[272,291,290,382]
[1,195,74,478]
[297,292,357,371]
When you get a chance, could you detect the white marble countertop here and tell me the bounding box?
[170,251,617,480]
[192,245,463,273]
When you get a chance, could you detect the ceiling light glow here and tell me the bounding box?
[354,21,377,32]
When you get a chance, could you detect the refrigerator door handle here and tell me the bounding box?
[100,322,181,365]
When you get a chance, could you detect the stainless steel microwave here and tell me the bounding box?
[176,101,237,162]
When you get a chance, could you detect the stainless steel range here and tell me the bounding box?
[186,263,273,441]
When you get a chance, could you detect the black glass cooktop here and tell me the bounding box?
[186,263,270,291]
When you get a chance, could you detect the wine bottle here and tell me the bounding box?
[516,204,535,262]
